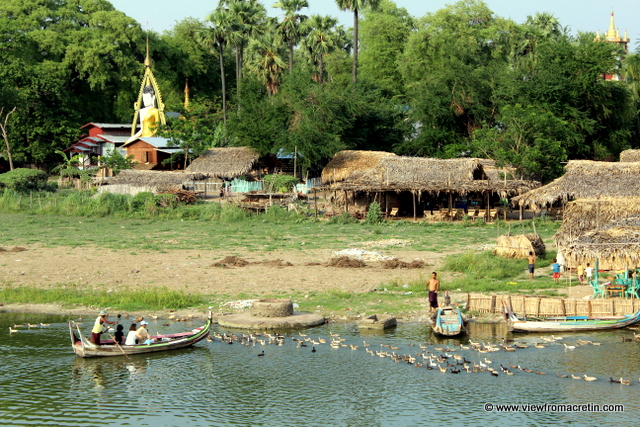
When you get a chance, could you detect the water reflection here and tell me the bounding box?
[1,312,639,426]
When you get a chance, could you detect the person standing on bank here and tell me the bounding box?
[427,272,440,312]
[528,251,536,280]
[552,259,561,283]
[90,310,117,345]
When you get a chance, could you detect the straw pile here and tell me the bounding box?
[106,169,195,192]
[564,215,640,270]
[495,234,545,258]
[186,147,260,179]
[620,149,640,162]
[513,160,640,209]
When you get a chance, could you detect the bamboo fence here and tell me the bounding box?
[466,293,640,317]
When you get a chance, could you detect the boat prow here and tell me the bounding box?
[429,306,467,337]
[505,306,640,333]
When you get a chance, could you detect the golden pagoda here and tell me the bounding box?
[127,37,166,143]
[595,11,630,53]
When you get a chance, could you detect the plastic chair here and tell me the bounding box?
[590,280,605,298]
[625,278,639,299]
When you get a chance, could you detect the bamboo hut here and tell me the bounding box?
[320,150,539,218]
[98,169,198,196]
[512,160,640,210]
[495,234,545,259]
[620,149,640,162]
[564,215,640,271]
[186,147,261,179]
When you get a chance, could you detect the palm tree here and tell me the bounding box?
[273,0,309,73]
[218,0,267,95]
[246,32,287,95]
[301,15,339,83]
[335,0,380,84]
[200,9,233,125]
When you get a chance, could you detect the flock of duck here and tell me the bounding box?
[9,322,49,333]
[208,329,640,386]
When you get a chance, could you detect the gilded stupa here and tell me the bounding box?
[595,11,630,53]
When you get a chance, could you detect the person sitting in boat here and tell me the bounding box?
[125,323,138,345]
[136,320,152,344]
[90,310,117,345]
[114,324,125,345]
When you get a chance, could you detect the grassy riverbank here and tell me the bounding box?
[0,193,563,318]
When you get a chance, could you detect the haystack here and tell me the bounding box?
[513,160,640,209]
[564,215,640,271]
[620,149,640,162]
[495,234,545,259]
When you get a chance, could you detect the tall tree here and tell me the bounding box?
[200,10,235,125]
[301,15,339,83]
[0,107,16,170]
[335,0,381,84]
[246,32,287,95]
[273,0,309,73]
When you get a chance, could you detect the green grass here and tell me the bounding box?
[0,284,203,311]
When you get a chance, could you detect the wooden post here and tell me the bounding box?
[490,295,497,314]
[412,191,417,221]
[448,193,452,213]
[293,145,297,179]
[587,299,592,317]
[536,297,541,317]
[314,188,318,219]
[560,298,566,316]
[611,299,616,316]
[519,204,523,221]
[466,293,470,311]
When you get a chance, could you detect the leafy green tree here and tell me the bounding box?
[0,107,16,170]
[335,0,381,83]
[100,149,136,175]
[471,104,571,181]
[358,0,413,96]
[245,32,287,95]
[301,15,340,83]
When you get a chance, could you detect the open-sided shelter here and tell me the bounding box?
[186,147,261,180]
[97,169,201,196]
[320,150,538,218]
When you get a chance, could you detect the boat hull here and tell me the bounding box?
[506,309,640,333]
[69,315,212,357]
[429,307,467,337]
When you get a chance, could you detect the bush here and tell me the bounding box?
[0,168,48,191]
[264,174,299,193]
[364,202,383,225]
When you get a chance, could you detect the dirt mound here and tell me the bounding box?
[212,256,249,267]
[381,259,425,269]
[328,256,367,268]
[0,247,27,253]
[261,259,293,267]
[306,262,322,266]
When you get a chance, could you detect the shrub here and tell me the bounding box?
[264,174,299,193]
[0,168,48,191]
[364,202,383,225]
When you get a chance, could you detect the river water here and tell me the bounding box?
[1,312,639,427]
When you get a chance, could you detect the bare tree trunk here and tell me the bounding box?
[219,45,227,126]
[352,9,358,84]
[1,107,17,171]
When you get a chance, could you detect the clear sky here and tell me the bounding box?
[109,0,639,49]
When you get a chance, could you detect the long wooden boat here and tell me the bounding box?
[429,307,467,336]
[505,306,640,333]
[69,314,212,358]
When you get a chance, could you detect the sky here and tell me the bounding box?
[109,0,640,49]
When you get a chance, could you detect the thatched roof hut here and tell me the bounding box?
[321,150,538,197]
[512,160,640,209]
[495,234,545,259]
[554,197,640,250]
[564,215,640,270]
[620,149,640,162]
[186,147,260,179]
[99,170,197,195]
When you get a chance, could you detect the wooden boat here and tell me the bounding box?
[504,306,640,333]
[69,314,212,358]
[429,306,467,336]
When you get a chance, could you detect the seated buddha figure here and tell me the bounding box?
[126,85,160,143]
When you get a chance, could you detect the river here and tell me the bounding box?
[1,312,638,426]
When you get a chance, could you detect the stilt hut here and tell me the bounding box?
[186,147,262,195]
[320,150,538,220]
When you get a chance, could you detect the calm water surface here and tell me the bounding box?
[1,312,639,427]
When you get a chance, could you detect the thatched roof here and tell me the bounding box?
[512,160,640,209]
[620,149,640,162]
[106,170,197,191]
[320,150,538,197]
[186,147,260,179]
[554,197,640,249]
[564,215,640,270]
